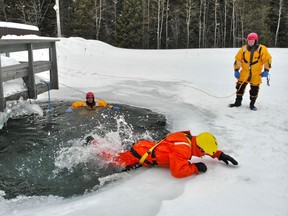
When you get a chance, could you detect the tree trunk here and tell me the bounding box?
[165,0,169,49]
[156,0,165,49]
[214,0,218,47]
[95,0,102,40]
[186,0,192,48]
[202,0,207,48]
[199,0,202,48]
[232,0,236,47]
[0,0,8,21]
[223,0,227,47]
[275,0,283,47]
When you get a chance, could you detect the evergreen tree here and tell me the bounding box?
[1,0,288,48]
[72,0,95,39]
[59,0,75,37]
[114,0,143,48]
[239,0,272,46]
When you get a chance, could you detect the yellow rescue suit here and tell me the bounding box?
[71,99,107,110]
[234,44,272,85]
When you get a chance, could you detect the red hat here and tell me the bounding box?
[247,32,258,40]
[86,92,94,99]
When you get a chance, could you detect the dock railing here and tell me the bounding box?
[0,38,60,112]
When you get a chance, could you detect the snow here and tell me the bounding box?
[0,21,39,31]
[1,35,288,216]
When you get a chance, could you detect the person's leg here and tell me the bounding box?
[249,85,260,110]
[229,82,247,107]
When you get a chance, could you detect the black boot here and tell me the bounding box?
[229,96,242,107]
[250,99,257,111]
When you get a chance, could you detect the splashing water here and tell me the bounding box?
[54,132,124,173]
[53,114,155,173]
[0,101,169,199]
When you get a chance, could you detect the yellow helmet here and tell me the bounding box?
[196,132,218,155]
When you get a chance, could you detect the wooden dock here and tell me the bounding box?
[0,38,59,112]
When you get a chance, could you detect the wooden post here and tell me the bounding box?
[49,42,59,90]
[0,39,60,107]
[27,44,36,99]
[0,56,6,112]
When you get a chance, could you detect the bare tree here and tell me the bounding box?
[155,0,165,49]
[0,0,8,21]
[232,0,236,47]
[185,0,193,48]
[94,0,103,40]
[275,0,283,47]
[165,0,169,48]
[27,0,50,27]
[147,0,150,43]
[170,8,180,48]
[223,0,227,47]
[199,0,208,47]
[213,0,218,47]
[199,0,202,48]
[14,0,31,24]
[240,8,244,46]
[142,0,151,48]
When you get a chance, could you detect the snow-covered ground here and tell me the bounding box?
[0,35,288,216]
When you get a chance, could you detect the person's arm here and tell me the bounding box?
[234,47,244,70]
[71,101,85,109]
[260,46,272,71]
[97,99,107,107]
[212,150,238,165]
[169,144,202,178]
[66,101,85,112]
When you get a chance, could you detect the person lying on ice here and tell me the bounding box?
[67,92,108,112]
[85,131,238,178]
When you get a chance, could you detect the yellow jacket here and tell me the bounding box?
[234,44,272,85]
[70,99,107,110]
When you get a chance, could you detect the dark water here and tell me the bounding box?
[0,101,169,199]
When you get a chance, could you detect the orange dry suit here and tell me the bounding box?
[111,131,223,178]
[234,44,272,85]
[70,99,107,110]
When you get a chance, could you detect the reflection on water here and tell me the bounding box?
[0,101,169,199]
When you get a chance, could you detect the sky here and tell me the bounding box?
[1,34,288,216]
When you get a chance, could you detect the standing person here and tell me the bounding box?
[86,131,238,178]
[67,92,107,112]
[229,32,272,110]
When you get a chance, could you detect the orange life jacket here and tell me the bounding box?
[117,131,222,178]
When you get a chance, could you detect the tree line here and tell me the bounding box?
[1,0,287,48]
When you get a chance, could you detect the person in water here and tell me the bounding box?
[67,92,107,112]
[85,130,238,178]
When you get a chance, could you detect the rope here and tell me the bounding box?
[103,74,236,99]
[37,76,102,100]
[40,77,236,101]
[58,82,87,96]
[37,75,235,101]
[181,83,235,99]
[41,80,52,115]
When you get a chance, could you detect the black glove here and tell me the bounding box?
[194,162,207,173]
[219,152,238,165]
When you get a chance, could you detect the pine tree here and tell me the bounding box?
[72,0,96,39]
[114,0,143,48]
[59,0,75,37]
